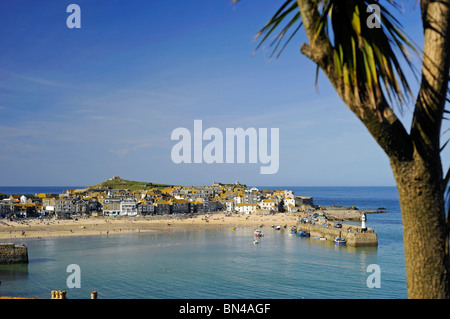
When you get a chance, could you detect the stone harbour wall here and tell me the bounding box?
[0,243,29,264]
[296,223,378,246]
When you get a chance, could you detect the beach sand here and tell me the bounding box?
[0,212,301,240]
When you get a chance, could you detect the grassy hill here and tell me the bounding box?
[81,178,176,192]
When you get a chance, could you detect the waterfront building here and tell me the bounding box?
[244,189,261,203]
[119,198,138,216]
[259,198,277,211]
[223,200,235,212]
[137,200,155,214]
[283,197,295,208]
[172,198,190,214]
[236,203,257,214]
[103,198,121,215]
[156,200,172,214]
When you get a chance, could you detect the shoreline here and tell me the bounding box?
[0,212,301,240]
[0,209,383,241]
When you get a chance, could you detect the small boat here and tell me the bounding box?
[79,225,85,229]
[275,225,281,230]
[290,227,297,234]
[254,229,263,237]
[297,230,310,237]
[334,237,346,245]
[253,239,259,244]
[313,236,326,241]
[232,227,236,230]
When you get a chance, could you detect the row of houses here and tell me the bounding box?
[0,182,314,218]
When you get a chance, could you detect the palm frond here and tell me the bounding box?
[253,0,303,59]
[253,0,420,110]
[322,0,420,109]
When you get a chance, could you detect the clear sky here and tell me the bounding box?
[0,0,448,187]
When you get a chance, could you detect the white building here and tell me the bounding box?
[224,200,235,212]
[284,190,294,199]
[234,195,244,204]
[236,203,257,214]
[259,199,277,211]
[283,197,295,208]
[20,195,27,204]
[119,198,138,216]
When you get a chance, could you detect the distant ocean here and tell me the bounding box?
[0,186,85,195]
[0,186,406,299]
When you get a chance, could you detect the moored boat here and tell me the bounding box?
[334,237,346,245]
[297,230,310,237]
[254,229,263,237]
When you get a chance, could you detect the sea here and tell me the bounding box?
[0,186,406,299]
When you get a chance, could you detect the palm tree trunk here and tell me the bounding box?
[391,152,449,298]
[394,0,450,298]
[294,0,450,298]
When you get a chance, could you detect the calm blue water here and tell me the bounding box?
[0,186,406,299]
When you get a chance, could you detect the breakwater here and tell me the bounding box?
[0,243,29,264]
[295,223,378,246]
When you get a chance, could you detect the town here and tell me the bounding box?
[0,177,314,219]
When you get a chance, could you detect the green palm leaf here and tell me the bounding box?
[251,0,420,110]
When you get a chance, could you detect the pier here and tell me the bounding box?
[295,222,378,246]
[0,243,28,264]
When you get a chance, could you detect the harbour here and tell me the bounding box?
[0,186,406,299]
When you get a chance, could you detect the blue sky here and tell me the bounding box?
[0,0,448,187]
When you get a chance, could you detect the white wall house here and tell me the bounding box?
[284,190,294,199]
[283,197,295,208]
[119,198,138,216]
[234,195,244,204]
[236,203,257,214]
[259,199,277,211]
[225,200,235,212]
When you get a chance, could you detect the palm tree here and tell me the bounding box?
[233,0,450,298]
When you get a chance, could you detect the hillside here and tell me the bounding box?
[80,178,176,192]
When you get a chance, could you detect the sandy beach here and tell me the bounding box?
[0,212,302,240]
